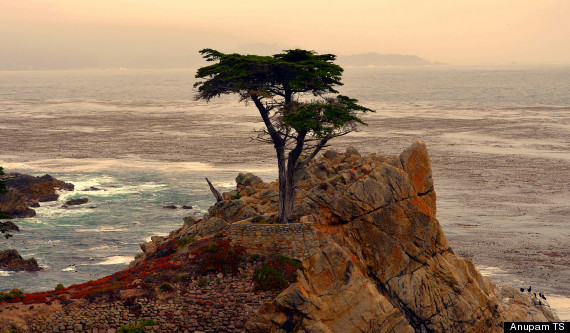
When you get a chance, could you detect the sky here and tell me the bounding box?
[1,0,569,69]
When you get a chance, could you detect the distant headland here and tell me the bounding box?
[338,52,442,67]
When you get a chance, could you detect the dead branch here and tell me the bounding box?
[205,178,223,203]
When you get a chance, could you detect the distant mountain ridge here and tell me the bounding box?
[338,52,433,66]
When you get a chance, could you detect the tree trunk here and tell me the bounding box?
[283,165,296,223]
[281,131,307,223]
[276,147,287,223]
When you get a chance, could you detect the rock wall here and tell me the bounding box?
[229,223,324,261]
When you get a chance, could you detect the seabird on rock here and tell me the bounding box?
[520,288,525,292]
[527,286,532,292]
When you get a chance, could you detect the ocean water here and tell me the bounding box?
[1,65,569,318]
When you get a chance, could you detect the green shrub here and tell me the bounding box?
[118,319,156,333]
[253,263,287,291]
[0,289,25,302]
[252,256,302,291]
[176,237,195,247]
[176,273,190,282]
[230,193,242,200]
[197,276,207,288]
[214,232,224,238]
[159,283,173,292]
[250,254,260,261]
[55,283,65,290]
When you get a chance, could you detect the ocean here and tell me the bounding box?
[0,65,569,318]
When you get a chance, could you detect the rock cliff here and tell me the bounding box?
[242,141,558,332]
[134,141,558,332]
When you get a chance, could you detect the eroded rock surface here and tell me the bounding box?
[238,141,558,332]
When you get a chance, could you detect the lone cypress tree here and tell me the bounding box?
[195,49,372,223]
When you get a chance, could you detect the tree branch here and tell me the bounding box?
[251,95,284,148]
[297,137,329,169]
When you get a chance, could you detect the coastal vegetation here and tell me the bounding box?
[194,49,372,223]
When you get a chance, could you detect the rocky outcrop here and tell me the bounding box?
[235,142,559,332]
[127,141,557,331]
[0,249,42,271]
[0,172,74,218]
[0,190,35,218]
[3,173,74,202]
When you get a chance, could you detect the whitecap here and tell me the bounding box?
[87,245,111,251]
[62,266,77,272]
[0,270,11,277]
[143,232,169,243]
[97,256,134,265]
[75,227,126,232]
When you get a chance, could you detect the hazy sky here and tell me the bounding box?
[1,0,569,69]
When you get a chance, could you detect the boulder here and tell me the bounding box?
[236,173,263,188]
[0,249,42,271]
[1,221,19,232]
[62,197,89,207]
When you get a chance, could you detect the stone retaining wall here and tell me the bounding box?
[229,223,321,261]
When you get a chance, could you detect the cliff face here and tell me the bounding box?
[239,141,558,332]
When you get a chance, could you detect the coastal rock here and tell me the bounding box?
[82,186,101,191]
[3,173,74,202]
[0,249,42,271]
[1,221,19,232]
[209,199,258,223]
[62,197,89,207]
[183,215,198,226]
[0,190,35,218]
[242,141,559,331]
[246,242,414,333]
[236,173,263,189]
[0,172,73,218]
